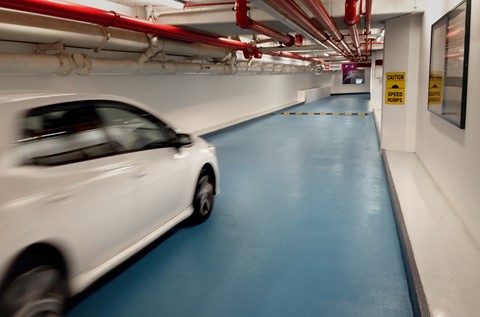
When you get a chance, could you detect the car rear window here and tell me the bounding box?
[16,102,115,166]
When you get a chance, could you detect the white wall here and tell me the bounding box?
[330,67,371,94]
[0,72,331,135]
[415,0,480,247]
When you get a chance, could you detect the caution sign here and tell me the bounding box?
[385,72,406,105]
[428,72,443,104]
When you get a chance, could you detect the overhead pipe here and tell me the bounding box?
[364,0,373,36]
[184,2,236,8]
[263,51,325,64]
[300,0,353,56]
[344,0,362,58]
[259,44,328,53]
[0,10,231,59]
[0,52,315,76]
[348,25,362,58]
[362,0,372,61]
[249,0,326,49]
[0,1,324,65]
[262,0,347,59]
[235,0,295,46]
[0,0,263,59]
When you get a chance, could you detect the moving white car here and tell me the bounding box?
[0,92,219,317]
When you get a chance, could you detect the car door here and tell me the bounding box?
[93,101,191,240]
[15,102,135,275]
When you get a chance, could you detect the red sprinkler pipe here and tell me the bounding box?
[235,0,295,46]
[344,0,359,26]
[0,0,262,57]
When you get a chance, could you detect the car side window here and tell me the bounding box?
[17,102,114,166]
[94,102,172,152]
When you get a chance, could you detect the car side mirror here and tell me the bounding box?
[174,133,192,148]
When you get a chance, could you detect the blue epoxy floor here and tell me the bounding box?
[68,95,413,316]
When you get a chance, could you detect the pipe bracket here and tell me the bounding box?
[94,27,111,53]
[35,42,65,54]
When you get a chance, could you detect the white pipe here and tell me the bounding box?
[0,52,315,75]
[0,53,73,75]
[0,9,229,59]
[0,10,149,52]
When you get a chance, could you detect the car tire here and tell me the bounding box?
[190,167,215,224]
[0,258,67,317]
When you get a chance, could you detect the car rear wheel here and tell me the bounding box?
[0,262,67,317]
[190,168,215,224]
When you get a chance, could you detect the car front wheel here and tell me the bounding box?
[190,168,215,224]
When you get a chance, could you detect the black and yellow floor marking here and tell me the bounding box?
[282,112,369,116]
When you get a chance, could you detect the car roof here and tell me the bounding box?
[0,91,138,111]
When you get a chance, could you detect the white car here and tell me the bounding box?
[0,92,219,317]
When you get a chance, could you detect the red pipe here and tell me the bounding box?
[300,0,352,55]
[235,0,294,46]
[344,0,359,26]
[0,0,262,56]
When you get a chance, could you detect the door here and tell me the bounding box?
[93,101,190,240]
[16,102,135,274]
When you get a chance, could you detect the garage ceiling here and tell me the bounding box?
[99,0,423,61]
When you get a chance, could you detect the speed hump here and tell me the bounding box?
[385,72,406,105]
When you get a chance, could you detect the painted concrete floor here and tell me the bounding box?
[67,95,413,317]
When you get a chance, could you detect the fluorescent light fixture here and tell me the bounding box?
[152,0,183,9]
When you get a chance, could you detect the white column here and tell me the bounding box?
[381,14,422,152]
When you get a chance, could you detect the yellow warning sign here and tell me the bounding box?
[428,72,443,105]
[385,72,406,105]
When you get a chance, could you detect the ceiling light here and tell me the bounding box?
[323,53,329,57]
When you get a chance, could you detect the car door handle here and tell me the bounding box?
[173,152,188,159]
[133,169,148,178]
[130,161,148,178]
